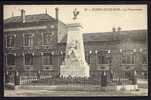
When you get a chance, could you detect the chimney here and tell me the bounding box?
[112,27,116,32]
[55,8,59,21]
[45,8,47,14]
[117,26,121,32]
[21,9,25,23]
[12,12,14,17]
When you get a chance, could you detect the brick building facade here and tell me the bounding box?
[4,9,148,78]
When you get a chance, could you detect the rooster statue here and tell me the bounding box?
[73,8,80,20]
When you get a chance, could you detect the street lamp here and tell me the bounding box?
[139,48,143,52]
[51,51,54,55]
[95,50,98,66]
[89,50,92,64]
[133,49,136,53]
[108,50,111,54]
[89,50,92,54]
[60,51,63,55]
[60,51,63,64]
[120,49,122,53]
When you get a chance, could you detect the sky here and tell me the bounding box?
[4,5,147,33]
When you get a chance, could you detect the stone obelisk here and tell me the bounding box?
[60,8,90,78]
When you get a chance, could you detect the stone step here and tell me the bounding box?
[16,84,116,91]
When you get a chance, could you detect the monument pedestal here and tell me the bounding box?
[60,23,90,78]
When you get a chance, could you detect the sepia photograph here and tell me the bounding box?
[3,5,148,96]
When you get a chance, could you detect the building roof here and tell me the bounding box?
[59,29,147,43]
[83,32,114,42]
[4,14,147,43]
[83,30,147,42]
[4,14,56,24]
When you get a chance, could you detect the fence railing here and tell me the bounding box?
[5,70,147,87]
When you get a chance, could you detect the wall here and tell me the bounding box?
[4,22,148,78]
[4,21,58,72]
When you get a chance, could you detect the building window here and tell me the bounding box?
[6,35,16,48]
[42,53,52,65]
[122,53,126,64]
[43,32,53,45]
[98,55,102,64]
[142,54,147,64]
[24,34,33,47]
[121,50,135,64]
[127,53,135,64]
[87,54,91,64]
[7,54,15,65]
[142,50,147,64]
[102,55,107,64]
[25,54,33,65]
[62,53,65,62]
[86,51,92,64]
[98,55,108,64]
[98,51,111,64]
[60,51,65,64]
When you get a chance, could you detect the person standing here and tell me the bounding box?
[101,71,107,91]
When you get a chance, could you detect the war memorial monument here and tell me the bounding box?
[4,5,148,96]
[60,9,90,78]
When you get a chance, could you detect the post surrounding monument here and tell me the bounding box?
[60,9,90,78]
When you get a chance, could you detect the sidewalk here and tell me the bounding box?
[4,85,148,96]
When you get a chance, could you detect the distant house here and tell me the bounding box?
[4,9,148,79]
